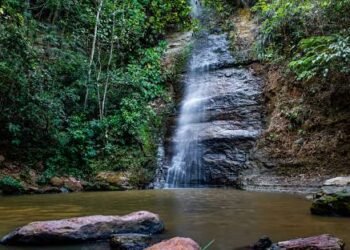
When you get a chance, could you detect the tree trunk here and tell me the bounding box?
[84,0,104,110]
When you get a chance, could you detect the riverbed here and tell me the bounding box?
[0,189,349,249]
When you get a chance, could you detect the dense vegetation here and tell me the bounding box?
[253,0,350,81]
[0,0,191,184]
[1,0,349,190]
[252,0,350,175]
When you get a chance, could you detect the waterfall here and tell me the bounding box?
[163,0,263,188]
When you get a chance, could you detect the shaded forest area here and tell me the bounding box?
[0,0,191,187]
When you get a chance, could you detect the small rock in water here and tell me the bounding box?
[236,236,272,250]
[253,236,273,250]
[225,72,234,77]
[146,237,200,250]
[275,234,344,250]
[110,234,152,250]
[310,176,350,216]
[239,235,344,250]
[311,192,350,217]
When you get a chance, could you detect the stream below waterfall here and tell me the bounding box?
[0,190,350,250]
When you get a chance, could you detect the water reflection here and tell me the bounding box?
[0,189,349,250]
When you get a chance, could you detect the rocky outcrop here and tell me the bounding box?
[50,174,131,192]
[146,237,200,250]
[1,211,164,245]
[163,67,263,186]
[275,234,344,250]
[110,234,152,250]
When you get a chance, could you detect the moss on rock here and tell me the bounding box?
[311,192,350,217]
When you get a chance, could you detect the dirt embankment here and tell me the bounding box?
[233,9,350,193]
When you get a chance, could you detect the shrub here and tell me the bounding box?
[289,34,350,80]
[0,176,24,195]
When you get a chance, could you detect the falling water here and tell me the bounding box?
[165,0,232,187]
[164,0,262,188]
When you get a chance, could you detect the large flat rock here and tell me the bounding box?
[1,211,164,246]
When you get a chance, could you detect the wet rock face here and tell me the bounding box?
[1,211,164,246]
[161,0,264,188]
[146,237,200,250]
[164,68,263,186]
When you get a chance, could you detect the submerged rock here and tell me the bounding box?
[146,237,200,250]
[274,234,344,250]
[110,234,152,250]
[1,211,164,245]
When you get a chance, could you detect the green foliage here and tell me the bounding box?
[281,106,308,129]
[289,34,350,80]
[254,0,350,81]
[0,0,191,181]
[0,176,24,194]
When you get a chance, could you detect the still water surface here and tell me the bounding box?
[0,189,349,250]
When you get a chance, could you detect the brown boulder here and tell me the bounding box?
[146,237,200,250]
[50,177,64,187]
[49,177,83,192]
[1,211,164,246]
[63,177,83,192]
[95,171,131,189]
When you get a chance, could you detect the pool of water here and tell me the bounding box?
[0,189,349,249]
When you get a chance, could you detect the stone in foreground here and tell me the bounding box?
[146,237,200,250]
[275,234,344,250]
[110,234,152,250]
[1,211,164,245]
